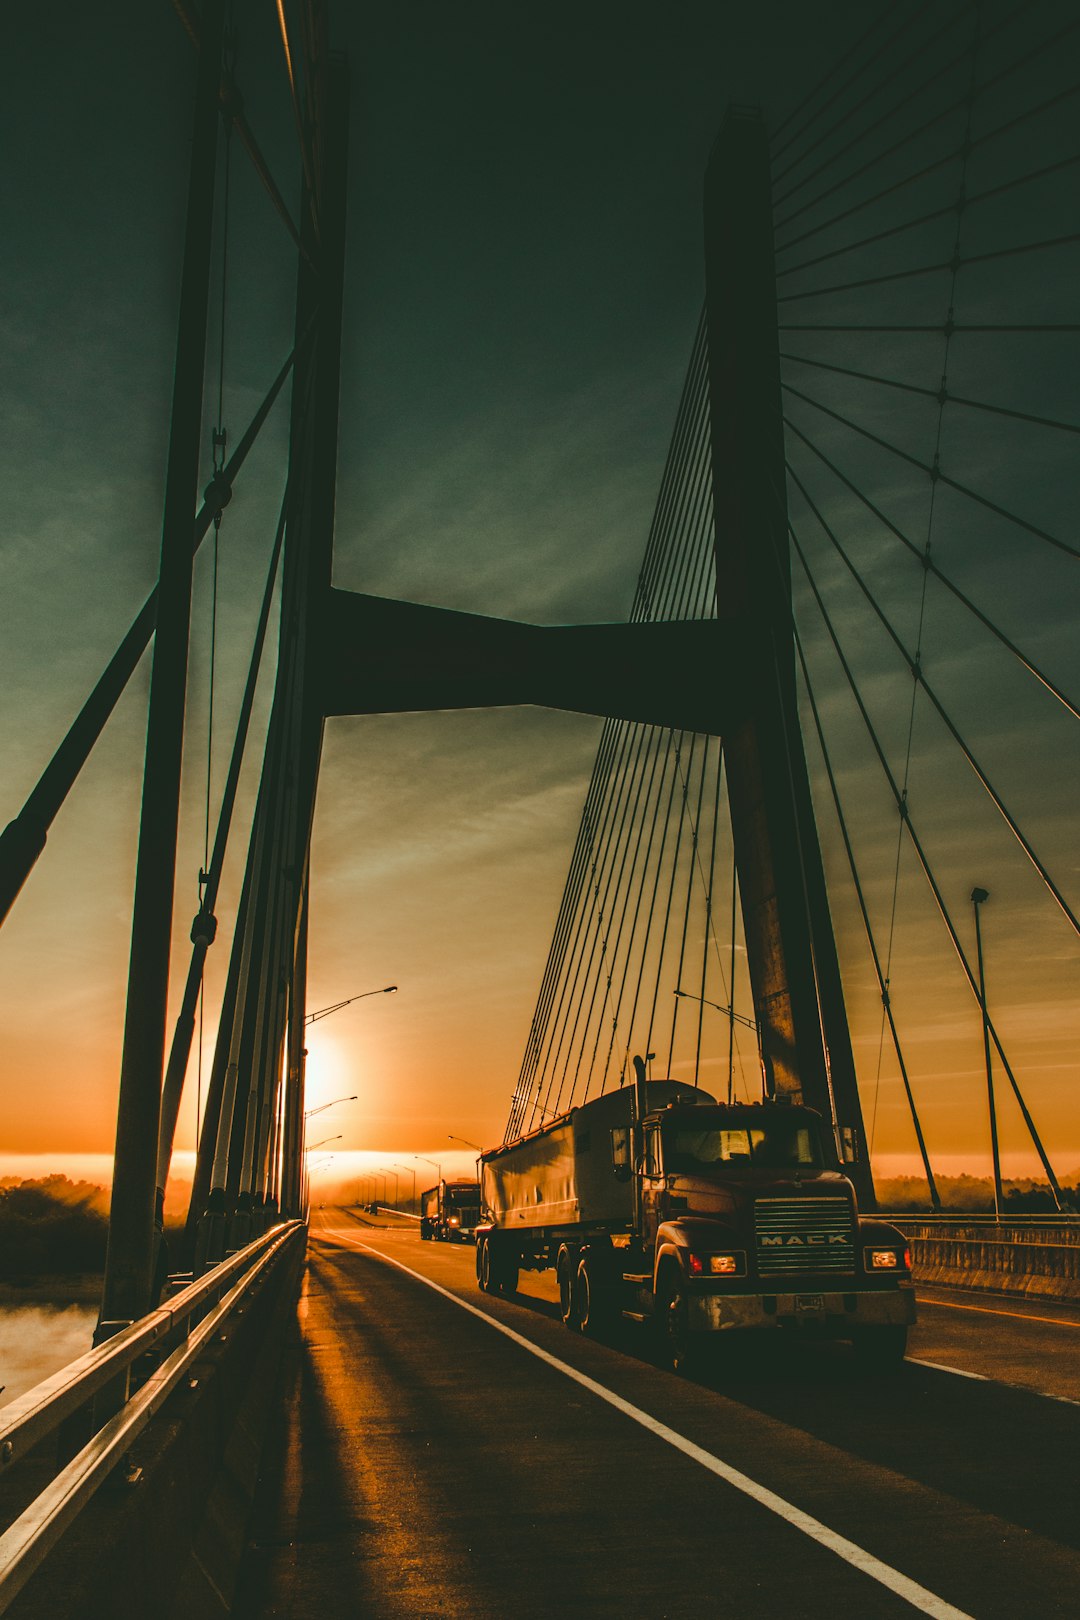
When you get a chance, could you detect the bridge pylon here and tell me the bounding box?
[703,105,873,1204]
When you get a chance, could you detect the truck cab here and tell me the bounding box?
[627,1100,913,1367]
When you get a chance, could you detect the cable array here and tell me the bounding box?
[507,319,758,1140]
[777,0,1078,1198]
[509,0,1078,1207]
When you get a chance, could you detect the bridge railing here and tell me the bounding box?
[0,1219,305,1614]
[884,1214,1080,1304]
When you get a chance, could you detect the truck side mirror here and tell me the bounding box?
[610,1127,631,1181]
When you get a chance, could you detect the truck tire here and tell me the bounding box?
[657,1267,700,1375]
[576,1253,615,1336]
[478,1236,518,1295]
[557,1245,580,1329]
[852,1325,908,1370]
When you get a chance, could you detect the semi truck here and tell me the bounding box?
[420,1179,481,1243]
[475,1069,914,1370]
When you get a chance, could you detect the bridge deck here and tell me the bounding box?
[234,1212,1080,1619]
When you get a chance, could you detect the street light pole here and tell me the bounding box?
[381,1168,400,1208]
[305,1134,341,1154]
[673,987,758,1032]
[305,985,397,1025]
[674,987,760,1103]
[448,1135,482,1152]
[394,1163,417,1212]
[416,1154,442,1184]
[971,887,1004,1219]
[304,1094,357,1120]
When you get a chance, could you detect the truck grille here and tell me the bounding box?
[754,1197,854,1276]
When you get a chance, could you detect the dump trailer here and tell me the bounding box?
[475,1078,914,1369]
[420,1179,481,1242]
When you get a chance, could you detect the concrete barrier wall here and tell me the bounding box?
[892,1221,1080,1302]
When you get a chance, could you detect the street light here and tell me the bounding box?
[305,985,398,1025]
[306,1134,341,1153]
[971,887,1003,1220]
[415,1154,442,1183]
[448,1135,482,1152]
[675,987,759,1104]
[380,1167,400,1208]
[673,987,758,1031]
[394,1163,417,1212]
[305,1094,357,1120]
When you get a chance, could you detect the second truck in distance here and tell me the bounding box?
[420,1179,481,1243]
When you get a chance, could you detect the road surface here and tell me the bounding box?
[236,1209,1080,1618]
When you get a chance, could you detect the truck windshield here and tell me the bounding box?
[662,1112,825,1172]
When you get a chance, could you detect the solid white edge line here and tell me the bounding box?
[908,1359,988,1381]
[329,1229,974,1620]
[909,1357,1080,1406]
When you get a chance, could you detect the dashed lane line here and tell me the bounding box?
[332,1231,973,1620]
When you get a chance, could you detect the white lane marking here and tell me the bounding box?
[329,1231,972,1620]
[909,1358,1080,1407]
[909,1360,988,1381]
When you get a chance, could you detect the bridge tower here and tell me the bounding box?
[704,106,871,1198]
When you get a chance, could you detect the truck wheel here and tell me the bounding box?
[659,1272,699,1375]
[576,1254,614,1336]
[852,1325,908,1370]
[477,1237,493,1292]
[557,1246,580,1329]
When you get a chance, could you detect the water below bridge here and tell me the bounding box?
[234,1210,1080,1619]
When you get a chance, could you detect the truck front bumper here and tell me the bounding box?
[688,1284,915,1334]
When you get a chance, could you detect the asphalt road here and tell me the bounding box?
[237,1211,1080,1619]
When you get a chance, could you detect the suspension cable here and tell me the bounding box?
[790,525,1065,1203]
[775,52,1080,243]
[771,0,948,188]
[781,351,1080,437]
[776,233,1080,306]
[777,152,1080,281]
[276,0,320,239]
[792,613,940,1207]
[787,469,1080,938]
[784,383,1080,561]
[783,417,1080,719]
[769,2,912,155]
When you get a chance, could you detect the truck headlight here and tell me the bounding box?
[449,1216,460,1225]
[687,1252,743,1276]
[866,1247,907,1270]
[709,1254,741,1276]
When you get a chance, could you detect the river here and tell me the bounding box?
[0,1286,99,1407]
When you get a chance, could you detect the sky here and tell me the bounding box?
[1,1,1077,1198]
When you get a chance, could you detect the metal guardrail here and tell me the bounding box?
[0,1219,305,1614]
[881,1212,1080,1228]
[883,1214,1080,1302]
